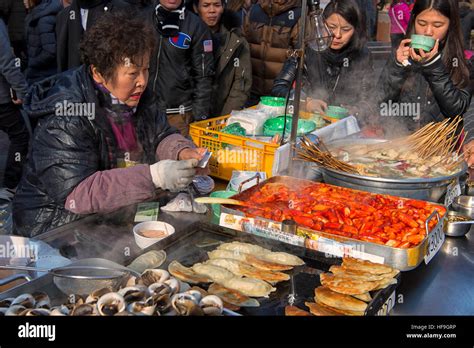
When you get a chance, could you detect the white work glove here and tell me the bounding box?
[149,159,198,191]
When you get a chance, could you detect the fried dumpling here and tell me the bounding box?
[342,257,396,275]
[191,263,235,283]
[314,286,367,313]
[222,277,276,298]
[257,252,305,266]
[352,292,372,302]
[207,250,292,271]
[206,258,290,284]
[217,242,271,256]
[329,265,388,282]
[207,283,260,307]
[168,260,211,284]
[320,273,380,295]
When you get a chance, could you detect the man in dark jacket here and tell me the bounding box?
[25,0,63,83]
[55,0,128,72]
[149,0,214,136]
[0,14,29,203]
[194,0,252,116]
[243,0,301,105]
[0,0,27,66]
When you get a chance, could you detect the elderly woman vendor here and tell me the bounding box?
[13,12,207,237]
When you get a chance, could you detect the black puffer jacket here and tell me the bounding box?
[148,6,214,120]
[272,46,375,121]
[13,66,179,237]
[377,53,473,134]
[25,0,63,83]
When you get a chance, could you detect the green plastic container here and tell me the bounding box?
[210,190,237,219]
[263,116,316,137]
[260,96,286,107]
[221,122,246,136]
[326,106,349,119]
[410,34,436,52]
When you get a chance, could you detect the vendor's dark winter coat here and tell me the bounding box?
[25,0,63,83]
[13,66,179,237]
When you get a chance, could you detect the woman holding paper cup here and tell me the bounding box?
[378,0,473,134]
[12,11,209,237]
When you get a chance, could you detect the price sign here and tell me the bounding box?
[444,179,461,207]
[424,222,445,265]
[377,290,396,316]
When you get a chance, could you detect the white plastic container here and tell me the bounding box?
[133,221,175,249]
[227,109,270,136]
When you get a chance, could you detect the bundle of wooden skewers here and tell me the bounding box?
[297,116,467,175]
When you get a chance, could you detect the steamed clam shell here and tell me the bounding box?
[97,292,126,316]
[140,269,170,286]
[23,308,51,316]
[171,293,204,316]
[5,305,26,316]
[0,298,14,308]
[71,303,98,316]
[199,295,223,316]
[118,285,149,303]
[50,305,70,316]
[127,297,156,316]
[33,292,51,309]
[11,294,35,308]
[85,287,112,304]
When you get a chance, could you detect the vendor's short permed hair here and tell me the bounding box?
[80,11,157,82]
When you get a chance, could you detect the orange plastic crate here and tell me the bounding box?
[189,115,280,180]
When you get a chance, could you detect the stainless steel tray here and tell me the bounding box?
[321,138,467,201]
[221,176,446,271]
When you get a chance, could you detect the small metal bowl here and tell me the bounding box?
[444,211,473,237]
[451,196,474,218]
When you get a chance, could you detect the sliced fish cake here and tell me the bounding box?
[168,260,211,284]
[207,250,292,271]
[222,277,276,298]
[208,283,259,308]
[206,258,290,284]
[192,263,235,283]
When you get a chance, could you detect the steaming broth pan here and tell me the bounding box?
[320,138,467,201]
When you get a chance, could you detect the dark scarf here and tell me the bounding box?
[153,3,185,37]
[94,82,139,153]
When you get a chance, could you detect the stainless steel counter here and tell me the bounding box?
[25,206,474,316]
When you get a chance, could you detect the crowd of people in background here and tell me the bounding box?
[1,0,474,236]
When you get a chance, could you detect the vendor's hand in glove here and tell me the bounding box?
[178,147,211,175]
[149,159,198,191]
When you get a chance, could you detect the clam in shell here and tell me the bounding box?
[97,292,126,316]
[118,285,149,303]
[85,287,112,304]
[5,305,26,316]
[71,304,98,316]
[33,292,51,309]
[140,269,170,287]
[199,295,223,316]
[170,293,204,316]
[50,305,70,316]
[127,297,156,316]
[11,294,35,308]
[23,308,51,316]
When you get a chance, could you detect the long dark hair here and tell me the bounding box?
[323,0,367,56]
[407,0,469,88]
